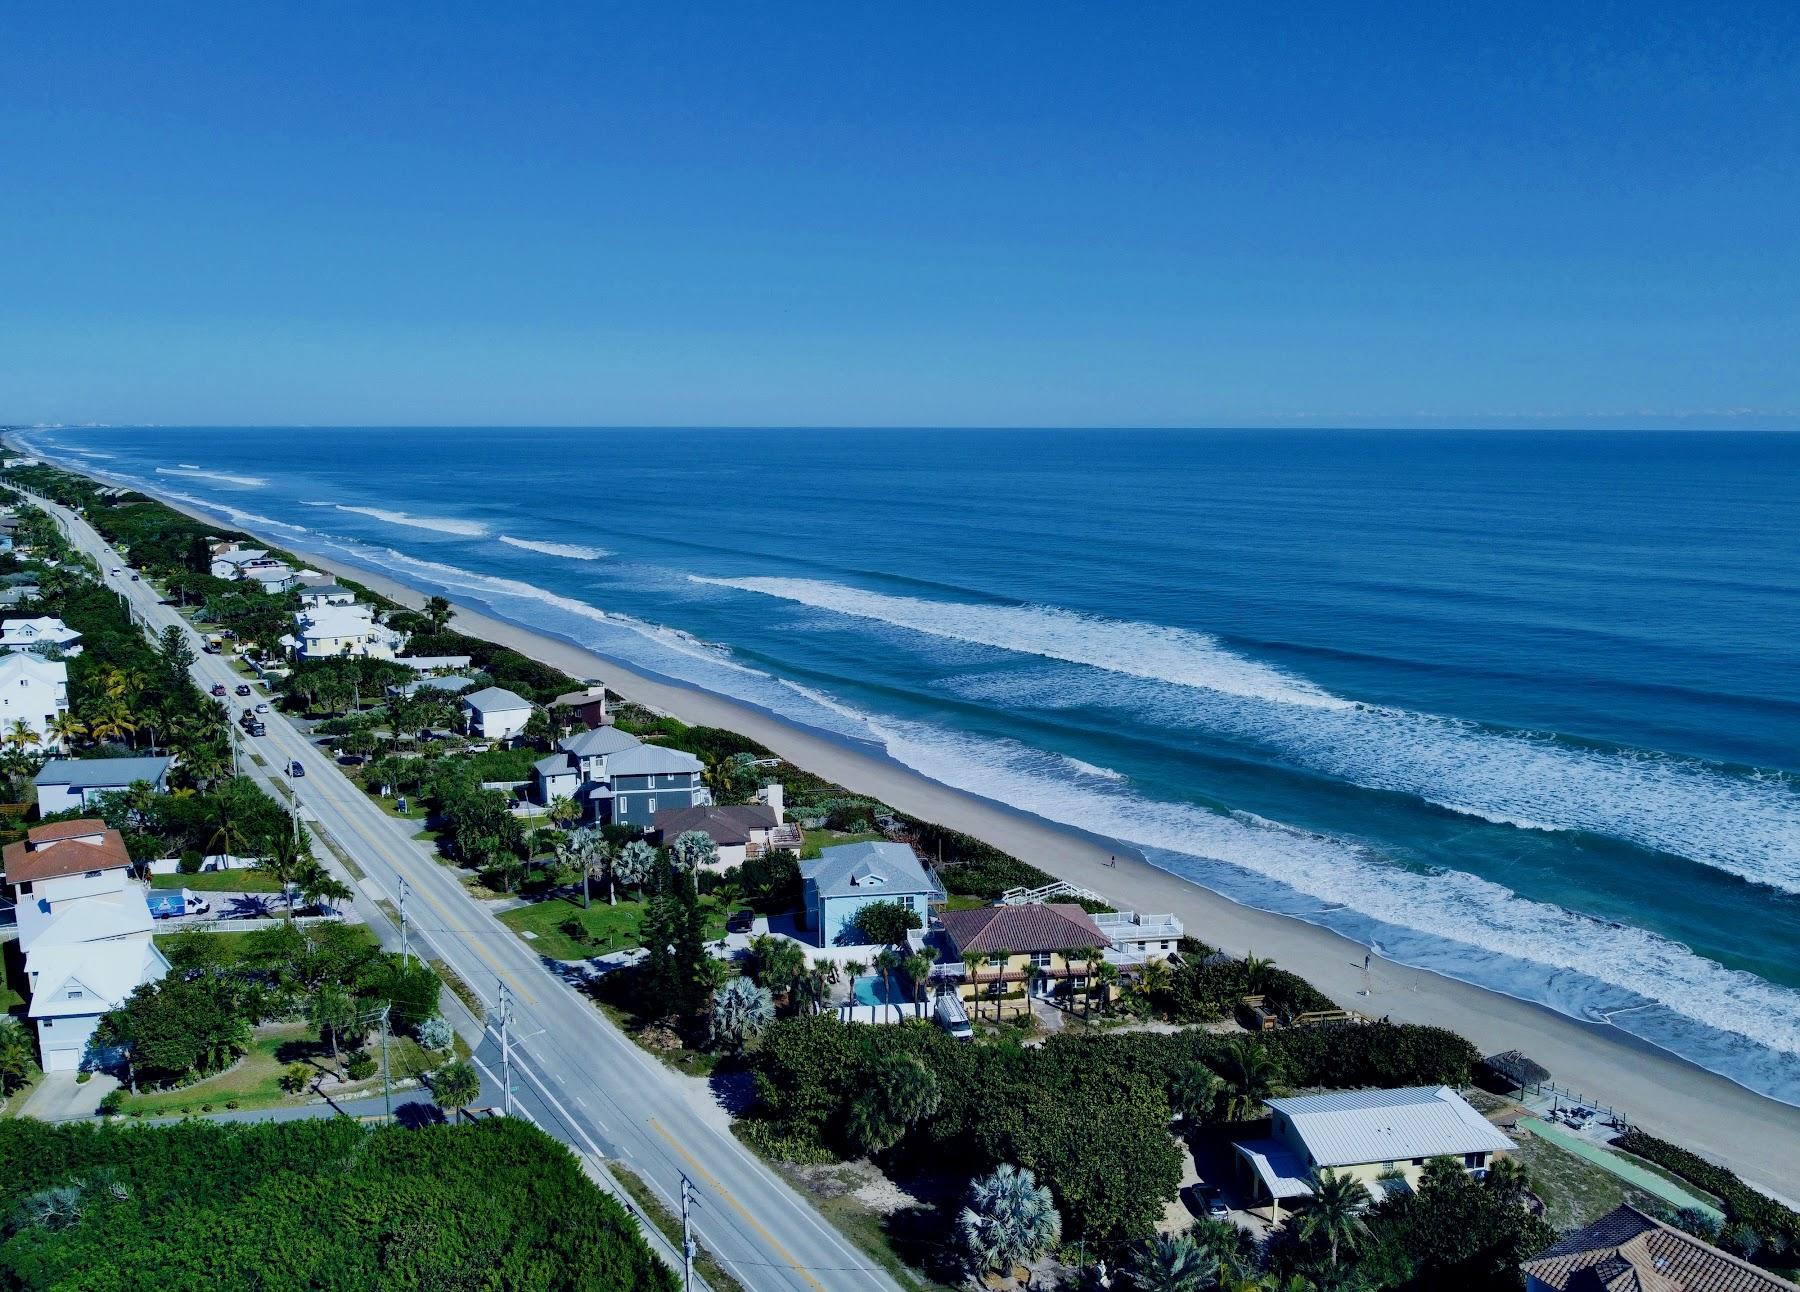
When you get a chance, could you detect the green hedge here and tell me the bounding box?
[1614,1129,1800,1251]
[0,1117,672,1290]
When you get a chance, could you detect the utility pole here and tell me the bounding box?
[498,979,514,1117]
[379,1005,393,1125]
[680,1174,696,1292]
[398,877,411,969]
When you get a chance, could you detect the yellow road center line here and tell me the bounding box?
[649,1117,824,1292]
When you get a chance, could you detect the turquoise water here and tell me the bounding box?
[20,427,1800,1102]
[852,976,912,1008]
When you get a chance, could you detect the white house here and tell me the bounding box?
[0,616,82,657]
[1234,1086,1515,1214]
[0,651,69,747]
[33,756,172,816]
[461,686,535,741]
[4,819,169,1071]
[297,584,358,610]
[286,603,404,660]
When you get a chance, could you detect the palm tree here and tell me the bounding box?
[708,976,774,1052]
[431,1059,482,1118]
[1298,1168,1370,1267]
[957,1164,1061,1277]
[86,699,137,747]
[1094,959,1122,1014]
[843,957,868,1000]
[45,711,85,751]
[962,951,988,1023]
[848,1053,941,1156]
[1125,1233,1211,1291]
[1218,1036,1284,1121]
[308,982,361,1077]
[257,817,315,918]
[1188,1217,1254,1286]
[1482,1155,1532,1206]
[612,839,655,899]
[1243,952,1276,993]
[1171,1062,1226,1124]
[986,947,1013,1022]
[902,951,935,1012]
[2,720,39,753]
[547,793,580,831]
[1136,954,1174,1002]
[874,947,902,1024]
[295,859,353,913]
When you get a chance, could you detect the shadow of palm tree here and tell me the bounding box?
[225,895,276,919]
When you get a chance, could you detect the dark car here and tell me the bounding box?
[210,683,228,696]
[235,683,252,696]
[288,760,305,777]
[726,909,755,934]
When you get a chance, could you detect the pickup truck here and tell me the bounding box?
[146,889,212,919]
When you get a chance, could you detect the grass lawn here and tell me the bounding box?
[116,1024,454,1117]
[150,869,284,893]
[500,892,730,960]
[1510,1125,1701,1232]
[798,830,887,860]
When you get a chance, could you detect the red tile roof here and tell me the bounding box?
[938,902,1107,955]
[1523,1206,1798,1292]
[3,820,132,884]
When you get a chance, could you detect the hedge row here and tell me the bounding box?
[1614,1129,1800,1250]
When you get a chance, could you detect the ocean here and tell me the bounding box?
[22,426,1800,1102]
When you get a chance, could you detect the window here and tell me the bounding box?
[617,797,629,814]
[1464,1152,1486,1168]
[1029,952,1053,969]
[647,798,657,814]
[66,989,82,999]
[1411,1158,1424,1166]
[84,870,102,879]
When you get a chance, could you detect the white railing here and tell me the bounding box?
[999,879,1105,906]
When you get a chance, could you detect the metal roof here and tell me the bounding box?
[34,756,170,790]
[1234,1139,1316,1200]
[605,744,702,776]
[461,685,532,713]
[1267,1086,1514,1167]
[559,726,642,758]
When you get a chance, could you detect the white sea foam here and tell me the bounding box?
[155,466,268,487]
[65,449,114,459]
[705,576,1800,895]
[1060,754,1128,782]
[867,716,1800,1065]
[690,576,1343,708]
[498,535,611,560]
[332,505,487,536]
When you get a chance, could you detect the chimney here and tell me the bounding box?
[759,781,785,822]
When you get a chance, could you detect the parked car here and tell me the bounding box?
[1179,1185,1230,1221]
[210,683,227,696]
[726,909,755,934]
[235,683,252,696]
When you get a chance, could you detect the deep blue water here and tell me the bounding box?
[23,427,1800,1101]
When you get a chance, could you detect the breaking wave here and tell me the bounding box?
[155,466,267,487]
[498,535,610,560]
[702,576,1800,895]
[328,504,487,536]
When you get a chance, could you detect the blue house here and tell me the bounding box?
[801,842,944,946]
[531,727,705,830]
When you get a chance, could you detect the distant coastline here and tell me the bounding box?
[16,431,1800,1204]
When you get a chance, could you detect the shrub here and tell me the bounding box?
[178,849,204,875]
[225,1099,240,1110]
[96,1090,124,1116]
[416,1015,455,1052]
[1614,1130,1800,1252]
[279,1063,313,1095]
[74,1072,91,1085]
[346,1053,378,1082]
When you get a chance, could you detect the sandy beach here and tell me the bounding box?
[44,464,1800,1200]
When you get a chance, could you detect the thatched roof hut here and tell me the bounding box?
[1482,1050,1550,1093]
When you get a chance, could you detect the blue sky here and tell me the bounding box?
[2,3,1796,427]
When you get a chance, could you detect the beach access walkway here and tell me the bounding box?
[1520,1116,1725,1224]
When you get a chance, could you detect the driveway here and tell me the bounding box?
[21,1071,119,1121]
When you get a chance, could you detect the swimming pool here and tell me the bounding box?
[851,976,911,1007]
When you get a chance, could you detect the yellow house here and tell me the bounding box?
[937,902,1112,1019]
[1235,1086,1515,1217]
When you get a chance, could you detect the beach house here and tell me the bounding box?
[1233,1086,1515,1215]
[801,841,943,947]
[0,651,70,747]
[1522,1205,1798,1291]
[548,684,610,731]
[0,616,83,657]
[460,685,535,741]
[936,902,1112,1017]
[33,756,171,816]
[297,583,358,610]
[532,726,707,828]
[287,603,404,660]
[4,819,169,1071]
[210,544,297,592]
[651,803,795,867]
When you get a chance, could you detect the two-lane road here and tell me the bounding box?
[32,491,897,1292]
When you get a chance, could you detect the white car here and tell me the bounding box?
[255,702,270,713]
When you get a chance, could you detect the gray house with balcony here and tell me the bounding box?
[532,726,707,830]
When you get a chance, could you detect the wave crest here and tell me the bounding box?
[499,535,610,560]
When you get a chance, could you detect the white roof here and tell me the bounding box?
[1235,1139,1317,1200]
[1,616,79,641]
[462,685,532,713]
[28,889,155,950]
[1268,1086,1514,1167]
[297,603,375,635]
[27,934,167,1017]
[0,651,67,684]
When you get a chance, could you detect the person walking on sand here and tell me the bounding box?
[1107,854,1116,867]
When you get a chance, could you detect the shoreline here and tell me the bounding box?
[25,447,1800,1200]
